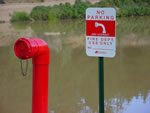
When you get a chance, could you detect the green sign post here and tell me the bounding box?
[98,57,104,113]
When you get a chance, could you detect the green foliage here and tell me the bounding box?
[59,3,74,19]
[94,1,114,7]
[10,0,150,22]
[31,0,150,19]
[30,6,50,20]
[73,0,91,18]
[112,0,132,7]
[11,12,31,22]
[48,8,59,20]
[135,6,150,16]
[116,0,150,17]
[48,1,90,20]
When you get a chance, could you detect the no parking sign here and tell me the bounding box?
[86,8,116,57]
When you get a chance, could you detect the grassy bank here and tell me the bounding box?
[11,0,150,22]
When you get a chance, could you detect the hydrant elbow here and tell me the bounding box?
[14,38,50,64]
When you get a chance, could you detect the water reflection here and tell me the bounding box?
[0,16,150,113]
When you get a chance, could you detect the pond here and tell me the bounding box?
[0,16,150,113]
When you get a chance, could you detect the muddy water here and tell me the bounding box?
[0,16,150,113]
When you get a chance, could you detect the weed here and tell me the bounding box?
[11,12,31,22]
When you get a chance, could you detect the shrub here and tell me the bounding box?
[59,3,74,19]
[48,8,59,20]
[72,0,91,18]
[30,6,50,20]
[116,2,150,17]
[135,6,150,16]
[10,0,150,22]
[95,1,114,7]
[11,12,31,22]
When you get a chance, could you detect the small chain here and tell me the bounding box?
[20,59,28,76]
[19,50,28,76]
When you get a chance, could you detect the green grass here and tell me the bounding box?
[10,0,150,22]
[11,12,31,22]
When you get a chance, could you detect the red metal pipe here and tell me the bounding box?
[14,38,50,113]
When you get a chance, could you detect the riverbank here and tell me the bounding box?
[0,0,100,22]
[10,0,150,22]
[0,0,150,22]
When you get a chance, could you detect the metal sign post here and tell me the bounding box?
[98,57,104,113]
[86,8,116,113]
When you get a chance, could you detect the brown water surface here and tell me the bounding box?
[0,16,150,113]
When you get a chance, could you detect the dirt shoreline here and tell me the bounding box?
[0,0,100,22]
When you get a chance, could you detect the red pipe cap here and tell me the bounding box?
[14,38,33,59]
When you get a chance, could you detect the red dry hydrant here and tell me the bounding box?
[14,38,50,113]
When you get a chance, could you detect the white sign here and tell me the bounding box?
[86,8,116,57]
